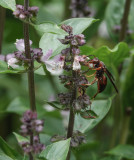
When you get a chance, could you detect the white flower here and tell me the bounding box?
[8,58,19,69]
[40,49,53,62]
[73,58,81,70]
[41,50,65,75]
[15,39,32,52]
[45,59,64,75]
[73,55,89,71]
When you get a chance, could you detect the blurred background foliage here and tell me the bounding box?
[0,0,134,159]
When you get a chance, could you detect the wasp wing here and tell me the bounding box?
[104,68,118,93]
[105,68,115,81]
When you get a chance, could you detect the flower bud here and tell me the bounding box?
[72,47,80,55]
[61,24,73,34]
[61,48,70,55]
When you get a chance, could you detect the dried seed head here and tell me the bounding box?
[71,131,86,147]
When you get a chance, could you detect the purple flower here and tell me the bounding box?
[19,111,45,155]
[35,125,44,133]
[6,53,15,61]
[29,6,39,15]
[0,54,15,63]
[19,141,32,154]
[72,47,80,55]
[21,110,37,123]
[13,5,39,20]
[40,49,53,62]
[33,135,45,154]
[33,143,45,154]
[20,110,44,136]
[33,135,40,143]
[75,34,86,46]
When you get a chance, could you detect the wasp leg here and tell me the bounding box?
[86,72,96,78]
[92,91,99,99]
[82,69,90,74]
[81,78,97,86]
[89,67,102,71]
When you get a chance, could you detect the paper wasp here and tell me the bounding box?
[83,55,118,98]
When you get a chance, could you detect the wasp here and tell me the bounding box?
[83,55,118,98]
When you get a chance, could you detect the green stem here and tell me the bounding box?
[119,0,132,42]
[64,0,71,19]
[111,0,132,148]
[0,6,6,54]
[120,107,132,144]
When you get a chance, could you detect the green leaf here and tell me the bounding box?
[100,156,121,160]
[0,61,25,74]
[39,18,98,57]
[0,150,14,160]
[6,97,48,119]
[40,134,51,146]
[34,22,66,35]
[0,0,16,11]
[106,145,134,159]
[80,42,129,67]
[44,101,64,110]
[34,62,46,76]
[74,98,112,133]
[39,33,67,57]
[80,46,94,55]
[40,138,71,160]
[6,97,29,115]
[0,137,20,159]
[35,66,46,76]
[80,110,98,119]
[60,18,99,35]
[22,155,27,160]
[105,0,134,41]
[13,133,29,144]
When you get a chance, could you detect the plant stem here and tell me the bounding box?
[66,70,77,160]
[64,0,71,19]
[118,0,131,73]
[0,6,6,54]
[66,108,75,160]
[111,0,132,148]
[119,0,131,42]
[23,0,36,159]
[24,0,36,112]
[120,107,132,144]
